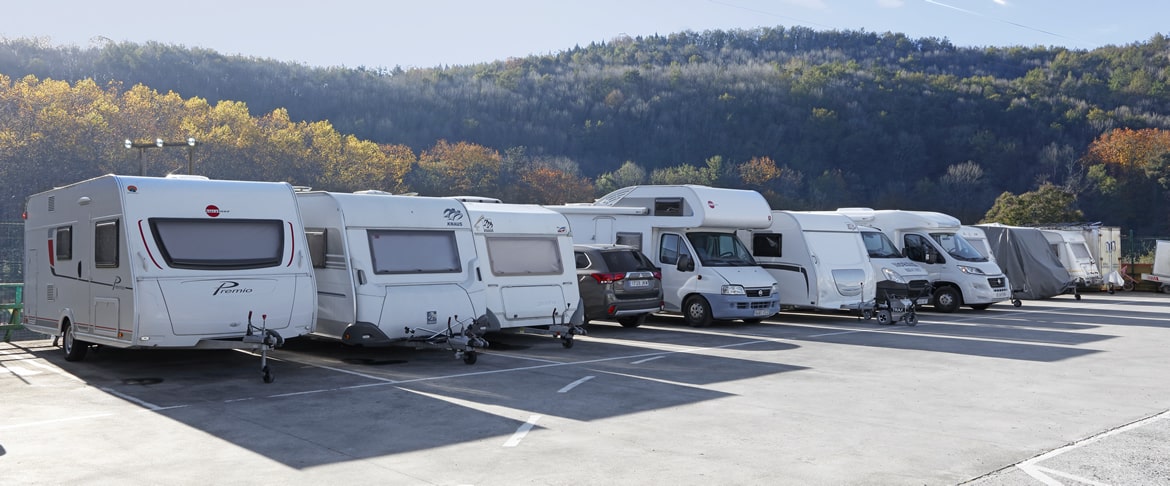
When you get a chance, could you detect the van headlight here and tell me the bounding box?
[957,265,986,275]
[722,285,746,295]
[881,267,907,283]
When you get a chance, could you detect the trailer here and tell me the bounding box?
[295,191,489,363]
[1039,229,1103,289]
[547,185,780,327]
[22,174,316,382]
[836,209,1010,312]
[463,201,585,347]
[1140,240,1170,293]
[740,211,876,314]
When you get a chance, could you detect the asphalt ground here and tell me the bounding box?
[2,292,1168,485]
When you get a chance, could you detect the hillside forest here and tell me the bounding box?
[2,27,1170,238]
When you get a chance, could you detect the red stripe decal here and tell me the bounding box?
[287,221,295,267]
[138,219,163,269]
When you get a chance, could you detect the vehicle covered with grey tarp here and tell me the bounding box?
[978,224,1074,299]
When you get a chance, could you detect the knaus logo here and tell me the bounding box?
[444,208,465,226]
[213,281,253,296]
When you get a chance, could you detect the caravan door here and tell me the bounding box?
[88,217,133,342]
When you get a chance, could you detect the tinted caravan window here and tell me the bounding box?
[368,229,461,274]
[485,236,563,276]
[150,218,284,269]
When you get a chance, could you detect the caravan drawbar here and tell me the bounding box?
[22,175,317,382]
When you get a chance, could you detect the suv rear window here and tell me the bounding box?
[601,249,655,272]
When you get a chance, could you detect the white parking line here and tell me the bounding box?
[558,376,594,393]
[503,414,541,447]
[1016,409,1170,485]
[631,355,665,365]
[100,386,163,410]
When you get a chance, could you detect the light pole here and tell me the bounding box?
[123,137,198,175]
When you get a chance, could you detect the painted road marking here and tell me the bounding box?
[503,414,542,447]
[1016,409,1170,485]
[631,355,665,365]
[558,375,594,393]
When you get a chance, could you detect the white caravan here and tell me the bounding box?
[295,191,489,363]
[960,225,996,262]
[23,175,316,382]
[740,211,875,313]
[1140,240,1170,293]
[836,209,1010,312]
[547,185,780,327]
[1039,229,1103,288]
[462,201,585,347]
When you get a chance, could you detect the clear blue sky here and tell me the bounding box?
[4,0,1165,69]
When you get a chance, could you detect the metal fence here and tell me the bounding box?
[0,222,21,283]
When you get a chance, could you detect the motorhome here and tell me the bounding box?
[836,209,1010,312]
[961,225,996,263]
[294,191,489,363]
[1040,229,1103,288]
[462,201,584,346]
[23,175,316,382]
[547,185,781,327]
[739,211,875,313]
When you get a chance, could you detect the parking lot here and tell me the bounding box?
[3,292,1169,485]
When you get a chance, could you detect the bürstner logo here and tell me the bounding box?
[444,208,465,226]
[206,205,228,217]
[213,281,252,296]
[707,200,716,209]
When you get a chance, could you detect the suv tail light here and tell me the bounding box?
[652,271,662,280]
[590,273,626,284]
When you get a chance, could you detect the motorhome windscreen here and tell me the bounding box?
[687,232,756,266]
[861,231,902,259]
[150,218,284,269]
[929,233,987,262]
[368,229,461,274]
[485,236,563,276]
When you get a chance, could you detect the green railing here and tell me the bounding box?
[0,283,24,342]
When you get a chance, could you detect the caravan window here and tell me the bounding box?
[654,198,684,216]
[305,229,327,269]
[150,218,284,269]
[485,236,563,276]
[94,219,119,268]
[752,233,782,258]
[1072,243,1092,260]
[55,226,73,261]
[616,232,642,249]
[368,230,461,274]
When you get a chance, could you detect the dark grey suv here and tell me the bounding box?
[574,244,663,328]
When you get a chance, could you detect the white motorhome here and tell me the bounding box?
[547,185,781,327]
[295,191,489,363]
[1040,229,1103,288]
[836,209,1010,312]
[23,175,316,382]
[462,201,585,346]
[740,211,875,313]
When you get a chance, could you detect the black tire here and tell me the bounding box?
[970,303,992,310]
[905,313,918,326]
[62,322,88,362]
[1013,299,1023,307]
[262,365,274,383]
[617,315,644,328]
[462,351,477,365]
[932,286,961,313]
[562,337,574,349]
[683,296,712,328]
[876,310,892,325]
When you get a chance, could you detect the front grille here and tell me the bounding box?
[745,287,772,297]
[988,277,1006,289]
[735,301,775,310]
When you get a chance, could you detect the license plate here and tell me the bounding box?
[754,309,772,316]
[916,298,930,305]
[995,290,1010,298]
[627,280,649,288]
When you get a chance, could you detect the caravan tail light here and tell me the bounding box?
[590,273,625,284]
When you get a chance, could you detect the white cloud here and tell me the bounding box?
[992,0,1008,5]
[878,0,905,7]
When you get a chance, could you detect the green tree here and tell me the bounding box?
[981,184,1083,225]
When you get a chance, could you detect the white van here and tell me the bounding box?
[836,209,1010,312]
[1040,229,1103,288]
[462,200,585,347]
[295,191,489,363]
[23,175,316,382]
[740,211,875,313]
[547,185,781,327]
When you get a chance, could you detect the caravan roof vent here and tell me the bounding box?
[452,195,502,203]
[594,186,638,206]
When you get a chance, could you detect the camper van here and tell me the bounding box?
[547,185,781,327]
[836,209,1010,312]
[462,201,584,346]
[23,175,316,382]
[740,211,875,313]
[295,191,489,363]
[1040,229,1103,288]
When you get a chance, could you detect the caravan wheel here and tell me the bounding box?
[62,322,88,362]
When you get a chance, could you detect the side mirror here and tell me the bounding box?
[677,254,695,272]
[924,251,935,264]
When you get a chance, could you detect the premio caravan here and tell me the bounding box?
[23,175,316,382]
[740,211,876,313]
[836,209,1010,312]
[548,185,780,327]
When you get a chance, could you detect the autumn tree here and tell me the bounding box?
[1080,128,1170,233]
[981,183,1083,226]
[594,161,647,195]
[407,140,502,196]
